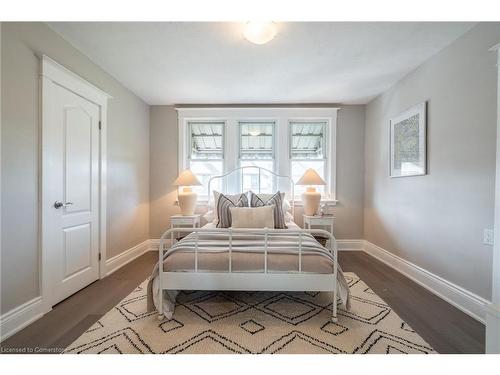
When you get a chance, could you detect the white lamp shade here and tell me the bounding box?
[173,169,202,186]
[296,168,326,186]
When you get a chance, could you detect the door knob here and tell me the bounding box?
[54,201,73,209]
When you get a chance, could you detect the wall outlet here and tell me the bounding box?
[483,229,494,245]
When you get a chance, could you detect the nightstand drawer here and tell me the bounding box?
[307,218,333,226]
[172,218,198,225]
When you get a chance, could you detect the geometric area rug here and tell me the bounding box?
[64,273,436,354]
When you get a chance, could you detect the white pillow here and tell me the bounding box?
[230,206,275,229]
[283,198,291,212]
[284,211,294,223]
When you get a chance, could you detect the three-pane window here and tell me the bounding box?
[180,109,336,201]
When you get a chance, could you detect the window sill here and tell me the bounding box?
[185,198,338,207]
[291,199,338,207]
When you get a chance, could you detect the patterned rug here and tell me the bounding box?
[64,273,436,354]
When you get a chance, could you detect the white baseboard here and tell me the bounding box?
[337,239,364,251]
[149,239,160,251]
[363,240,490,323]
[149,239,172,251]
[0,297,47,341]
[105,239,152,276]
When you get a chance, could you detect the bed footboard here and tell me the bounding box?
[157,227,338,322]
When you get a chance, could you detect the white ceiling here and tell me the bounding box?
[48,22,475,105]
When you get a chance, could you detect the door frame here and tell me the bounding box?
[40,55,111,310]
[487,43,500,353]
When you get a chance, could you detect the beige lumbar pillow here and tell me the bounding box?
[229,206,275,228]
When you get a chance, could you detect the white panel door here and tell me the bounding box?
[43,81,100,306]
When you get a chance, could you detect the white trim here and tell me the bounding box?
[489,43,500,52]
[99,104,108,279]
[0,297,47,342]
[41,55,112,103]
[105,239,152,276]
[363,240,490,323]
[194,198,339,207]
[149,238,170,251]
[40,55,110,309]
[486,304,500,353]
[337,239,364,251]
[487,43,500,353]
[487,304,500,319]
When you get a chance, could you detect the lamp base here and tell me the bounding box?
[302,191,321,216]
[178,191,198,216]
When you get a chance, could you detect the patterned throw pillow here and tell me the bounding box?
[249,191,287,229]
[216,193,249,228]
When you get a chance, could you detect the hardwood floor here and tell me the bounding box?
[0,251,485,354]
[339,252,485,353]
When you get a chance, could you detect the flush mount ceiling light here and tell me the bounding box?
[243,22,277,45]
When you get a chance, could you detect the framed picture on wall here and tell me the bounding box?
[390,102,427,177]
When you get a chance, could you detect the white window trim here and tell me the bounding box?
[177,107,339,205]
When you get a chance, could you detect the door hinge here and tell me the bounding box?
[98,121,102,130]
[98,253,102,261]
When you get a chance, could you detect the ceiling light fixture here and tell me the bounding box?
[243,22,277,45]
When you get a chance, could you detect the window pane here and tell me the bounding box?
[239,122,274,160]
[189,160,223,197]
[240,160,274,193]
[189,122,224,160]
[291,160,326,196]
[290,122,326,159]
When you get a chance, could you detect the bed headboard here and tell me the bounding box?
[207,166,295,215]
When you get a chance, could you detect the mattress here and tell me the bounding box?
[163,221,333,274]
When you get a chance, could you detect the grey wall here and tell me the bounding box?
[150,106,180,238]
[331,105,365,238]
[364,23,500,300]
[1,22,150,314]
[149,105,365,240]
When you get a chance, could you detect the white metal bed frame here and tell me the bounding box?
[157,167,338,322]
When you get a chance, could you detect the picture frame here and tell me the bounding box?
[390,102,427,177]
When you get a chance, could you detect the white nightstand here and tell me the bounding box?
[170,214,201,243]
[303,214,335,237]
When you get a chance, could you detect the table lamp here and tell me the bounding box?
[173,169,202,216]
[296,168,326,216]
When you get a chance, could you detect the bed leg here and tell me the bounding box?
[332,289,338,323]
[332,302,338,322]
